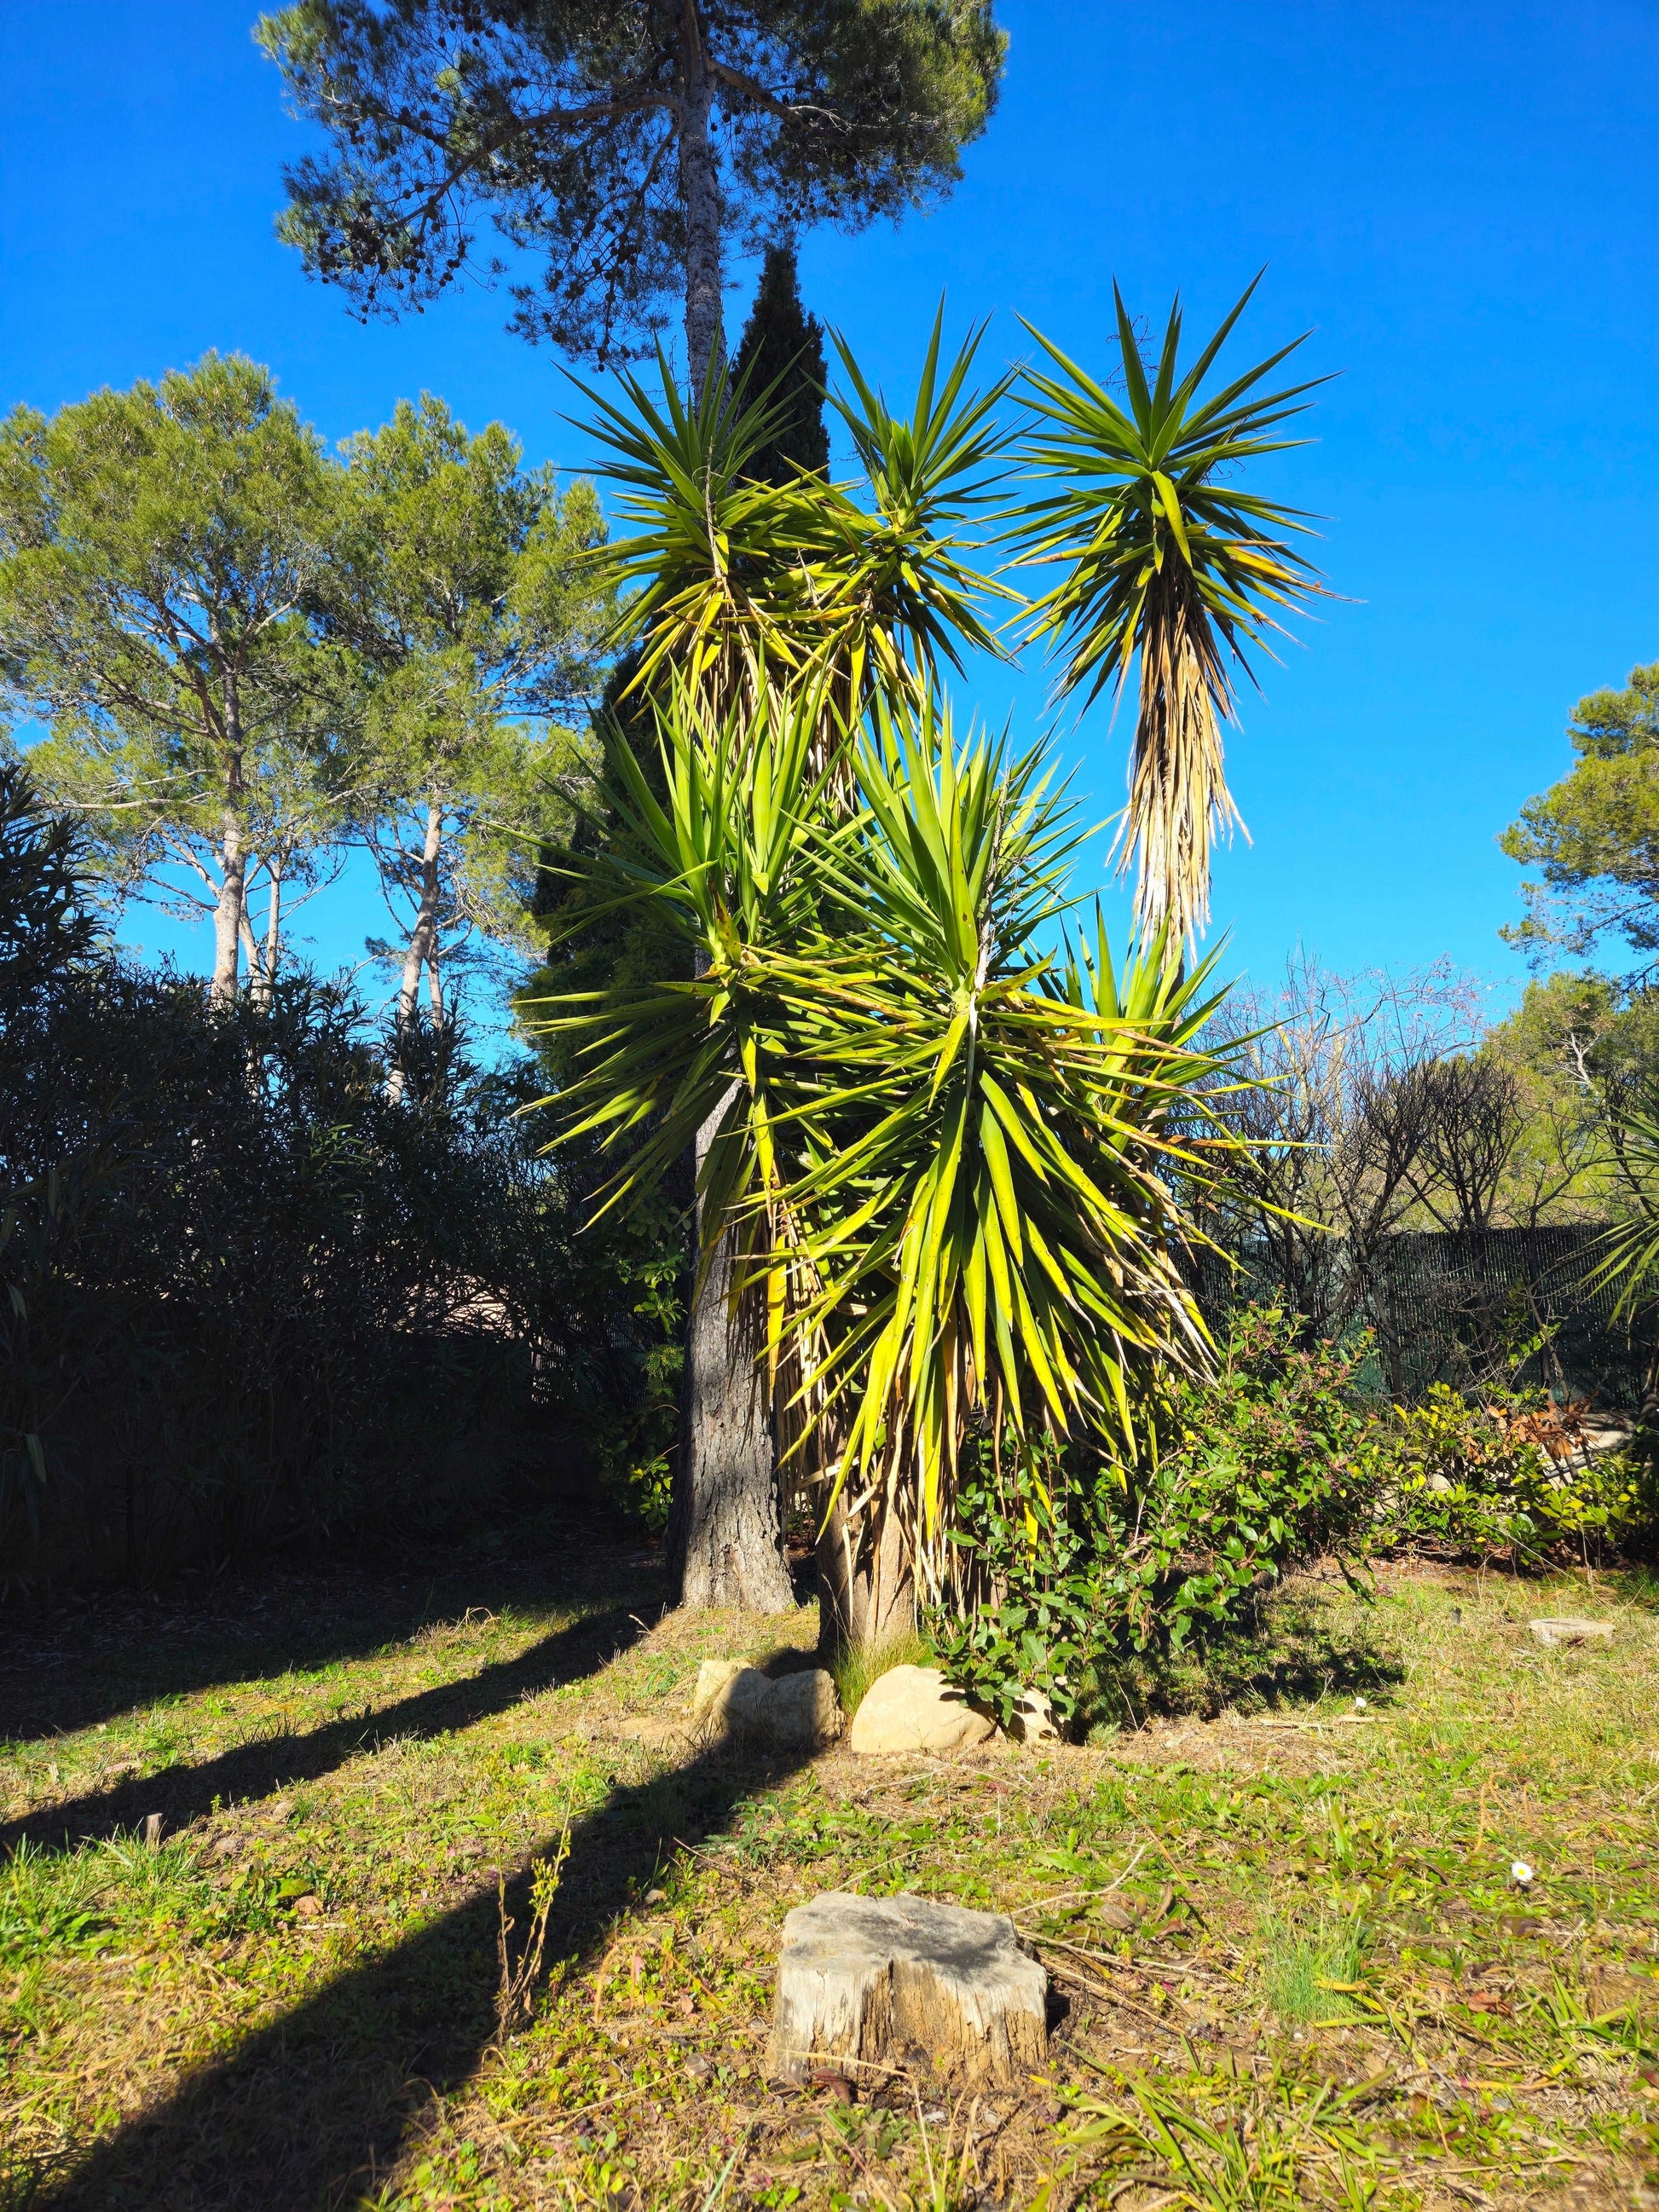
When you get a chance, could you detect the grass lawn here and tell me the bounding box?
[3,1532,1658,2210]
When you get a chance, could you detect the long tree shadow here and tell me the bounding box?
[2,1604,644,1856]
[42,1729,814,2212]
[0,1528,659,1744]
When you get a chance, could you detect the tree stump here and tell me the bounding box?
[770,1891,1047,2088]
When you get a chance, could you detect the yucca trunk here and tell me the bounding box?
[1122,576,1239,950]
[813,1488,914,1663]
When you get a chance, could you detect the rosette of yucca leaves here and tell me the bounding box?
[533,671,842,1261]
[765,696,1240,1593]
[575,319,1018,731]
[1012,274,1329,951]
[818,307,1020,703]
[1583,1083,1659,1320]
[532,669,1246,1598]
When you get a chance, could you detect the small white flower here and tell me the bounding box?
[1353,1696,1367,1711]
[1511,1860,1535,1886]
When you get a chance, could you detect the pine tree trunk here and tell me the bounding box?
[669,1077,793,1613]
[677,4,724,387]
[211,819,246,1007]
[665,12,786,1612]
[386,802,443,1103]
[211,682,246,1008]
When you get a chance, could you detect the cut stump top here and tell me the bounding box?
[771,1889,1047,2089]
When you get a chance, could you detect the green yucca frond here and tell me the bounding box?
[1012,274,1331,951]
[766,701,1240,1590]
[1584,1085,1659,1321]
[822,306,1022,696]
[527,672,840,1267]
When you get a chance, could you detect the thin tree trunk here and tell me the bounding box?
[678,2,724,388]
[387,801,443,1104]
[262,858,283,1007]
[815,1487,916,1665]
[211,673,246,1008]
[669,1087,793,1613]
[211,811,245,1008]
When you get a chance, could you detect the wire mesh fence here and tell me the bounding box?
[1191,1224,1654,1408]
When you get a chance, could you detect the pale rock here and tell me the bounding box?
[771,1890,1047,2088]
[1007,1689,1058,1744]
[849,1665,995,1755]
[1529,1616,1616,1648]
[693,1658,745,1712]
[689,1661,843,1749]
[763,1669,844,1749]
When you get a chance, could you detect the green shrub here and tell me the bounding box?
[934,1308,1380,1732]
[1377,1383,1658,1565]
[1,952,683,1584]
[936,1306,1659,1736]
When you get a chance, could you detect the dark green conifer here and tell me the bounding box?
[730,242,830,484]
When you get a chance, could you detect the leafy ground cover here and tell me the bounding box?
[3,1535,1658,2209]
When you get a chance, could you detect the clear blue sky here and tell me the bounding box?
[4,0,1656,1024]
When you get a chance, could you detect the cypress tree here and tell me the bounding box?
[731,243,830,484]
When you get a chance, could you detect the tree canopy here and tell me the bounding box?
[257,0,1005,378]
[730,240,830,482]
[1502,661,1659,978]
[0,354,350,1005]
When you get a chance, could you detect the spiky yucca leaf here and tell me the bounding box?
[1584,1085,1659,1321]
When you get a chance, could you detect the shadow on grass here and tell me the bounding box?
[40,1731,812,2212]
[1,1603,646,1857]
[0,1523,662,1744]
[1081,1585,1408,1733]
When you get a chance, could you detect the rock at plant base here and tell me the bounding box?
[847,1666,995,1755]
[1008,1689,1058,1744]
[763,1670,843,1747]
[1529,1616,1616,1648]
[691,1661,842,1748]
[770,1890,1047,2088]
[692,1659,744,1711]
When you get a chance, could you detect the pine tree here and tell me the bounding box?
[731,243,830,484]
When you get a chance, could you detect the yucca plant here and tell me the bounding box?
[819,308,1019,705]
[534,677,1245,1634]
[580,321,1017,743]
[1584,1083,1659,1324]
[1014,275,1329,950]
[769,697,1240,1606]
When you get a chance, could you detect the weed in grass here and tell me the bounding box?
[494,1821,573,2040]
[0,2143,72,2212]
[828,1628,934,1718]
[1258,1911,1367,2026]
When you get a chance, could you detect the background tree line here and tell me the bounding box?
[0,354,609,1053]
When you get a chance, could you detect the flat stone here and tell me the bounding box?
[1529,1617,1616,1647]
[771,1890,1047,2088]
[848,1665,995,1755]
